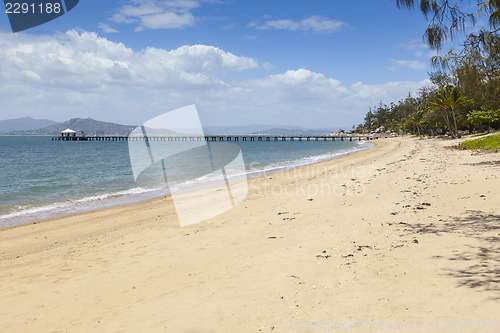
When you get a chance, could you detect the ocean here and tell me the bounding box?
[0,136,372,228]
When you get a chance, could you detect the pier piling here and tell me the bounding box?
[53,134,382,142]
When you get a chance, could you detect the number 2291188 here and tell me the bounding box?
[5,2,62,14]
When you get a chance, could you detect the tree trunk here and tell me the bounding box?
[451,108,459,138]
[442,110,453,138]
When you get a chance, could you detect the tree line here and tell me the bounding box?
[356,1,500,138]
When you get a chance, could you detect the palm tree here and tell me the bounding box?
[406,108,427,137]
[427,85,474,138]
[395,0,500,49]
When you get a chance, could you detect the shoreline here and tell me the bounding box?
[0,139,373,230]
[1,136,499,332]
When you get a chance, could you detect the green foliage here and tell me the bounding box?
[467,107,500,124]
[359,2,500,137]
[428,85,473,112]
[467,107,500,131]
[403,108,428,136]
[480,0,500,28]
[427,85,474,137]
[460,133,500,149]
[358,90,438,136]
[395,0,499,50]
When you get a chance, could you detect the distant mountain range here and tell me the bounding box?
[251,128,334,135]
[203,124,341,135]
[0,117,58,132]
[3,118,137,136]
[36,118,137,135]
[0,117,344,136]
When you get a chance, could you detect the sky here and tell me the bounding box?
[0,0,440,129]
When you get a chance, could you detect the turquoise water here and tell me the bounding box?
[0,136,371,227]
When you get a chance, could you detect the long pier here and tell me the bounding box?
[52,135,382,142]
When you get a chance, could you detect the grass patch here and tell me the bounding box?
[460,133,500,150]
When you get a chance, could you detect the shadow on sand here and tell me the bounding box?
[462,160,500,167]
[410,210,500,300]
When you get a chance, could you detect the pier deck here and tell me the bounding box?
[52,135,383,142]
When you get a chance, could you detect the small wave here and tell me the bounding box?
[247,140,373,176]
[0,141,373,229]
[0,186,167,228]
[71,187,162,203]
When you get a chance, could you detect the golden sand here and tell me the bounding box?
[0,137,499,332]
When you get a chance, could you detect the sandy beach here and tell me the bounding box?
[1,136,499,332]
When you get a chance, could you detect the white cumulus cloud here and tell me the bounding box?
[0,30,431,128]
[388,59,427,70]
[255,16,344,33]
[110,0,200,31]
[98,23,119,33]
[0,30,259,91]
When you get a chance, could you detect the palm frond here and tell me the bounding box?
[489,10,500,28]
[394,0,416,10]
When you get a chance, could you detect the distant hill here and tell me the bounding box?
[203,124,294,134]
[0,117,58,132]
[251,128,335,135]
[204,124,340,135]
[15,118,138,136]
[3,118,343,136]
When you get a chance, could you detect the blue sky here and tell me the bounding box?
[0,0,439,128]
